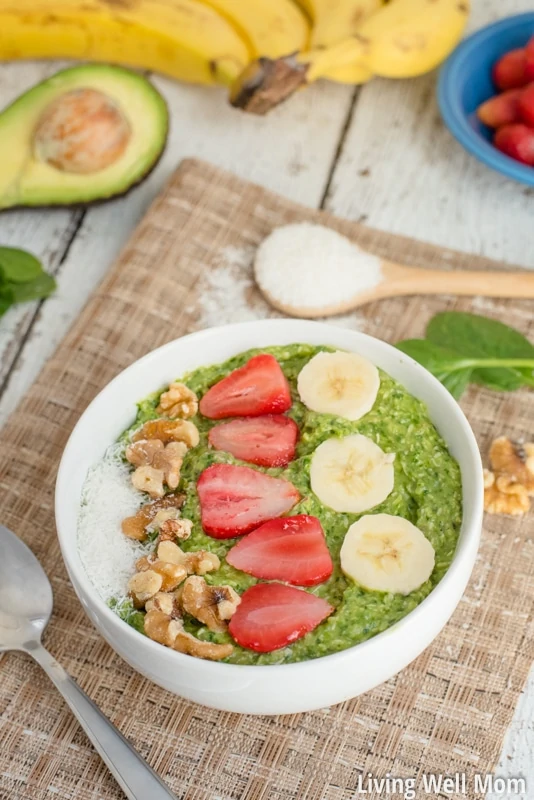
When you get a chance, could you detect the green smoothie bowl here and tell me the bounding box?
[55,319,483,714]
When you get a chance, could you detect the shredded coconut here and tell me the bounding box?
[193,241,366,330]
[253,223,382,312]
[77,444,146,603]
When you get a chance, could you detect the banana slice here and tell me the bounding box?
[310,434,395,513]
[340,514,435,595]
[297,351,379,421]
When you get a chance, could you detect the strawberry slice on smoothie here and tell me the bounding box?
[197,463,300,538]
[199,354,291,419]
[229,583,334,653]
[208,415,299,467]
[226,515,333,586]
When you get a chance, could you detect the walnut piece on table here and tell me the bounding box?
[181,575,241,633]
[157,382,198,419]
[483,437,534,516]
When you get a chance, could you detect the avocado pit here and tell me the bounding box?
[33,88,131,174]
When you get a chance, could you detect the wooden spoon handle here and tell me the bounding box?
[383,262,534,300]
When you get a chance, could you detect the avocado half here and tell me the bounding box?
[0,64,168,209]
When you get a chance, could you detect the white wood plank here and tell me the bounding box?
[325,0,534,269]
[0,69,353,426]
[324,1,534,794]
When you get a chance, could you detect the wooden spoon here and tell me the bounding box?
[260,257,534,319]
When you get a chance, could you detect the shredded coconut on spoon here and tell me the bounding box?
[254,223,382,316]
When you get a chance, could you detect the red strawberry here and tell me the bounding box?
[208,415,298,467]
[199,354,291,419]
[477,89,521,128]
[197,463,300,538]
[526,36,534,80]
[228,583,334,653]
[518,83,534,127]
[226,515,333,586]
[494,124,534,166]
[493,48,529,91]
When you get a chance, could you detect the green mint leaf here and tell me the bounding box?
[0,247,44,283]
[427,311,534,391]
[396,339,463,373]
[396,339,473,399]
[10,272,56,304]
[439,369,473,400]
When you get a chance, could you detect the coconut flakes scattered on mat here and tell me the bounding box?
[77,444,145,602]
[194,242,367,330]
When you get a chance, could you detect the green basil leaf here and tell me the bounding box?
[427,311,534,390]
[10,272,56,304]
[0,247,44,283]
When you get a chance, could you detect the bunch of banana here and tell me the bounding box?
[0,0,470,113]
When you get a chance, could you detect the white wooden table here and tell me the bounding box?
[0,0,532,794]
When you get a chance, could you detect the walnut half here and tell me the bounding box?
[132,419,199,449]
[489,437,534,496]
[121,494,184,542]
[144,609,233,661]
[156,540,220,576]
[127,439,187,496]
[484,436,534,516]
[484,470,530,516]
[157,382,198,420]
[181,576,241,633]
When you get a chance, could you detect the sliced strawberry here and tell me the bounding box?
[208,415,298,467]
[226,515,333,586]
[229,583,333,652]
[526,36,534,80]
[494,124,534,166]
[199,354,291,419]
[197,463,300,539]
[477,89,521,128]
[492,48,529,91]
[518,83,534,127]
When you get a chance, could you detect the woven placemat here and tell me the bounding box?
[1,159,533,800]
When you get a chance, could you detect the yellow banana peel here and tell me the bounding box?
[198,0,310,57]
[308,0,383,49]
[356,0,470,78]
[0,0,471,113]
[0,0,251,86]
[231,0,469,112]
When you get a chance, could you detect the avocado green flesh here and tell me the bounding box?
[0,65,168,209]
[113,343,463,665]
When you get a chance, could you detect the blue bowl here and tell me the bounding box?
[438,13,534,186]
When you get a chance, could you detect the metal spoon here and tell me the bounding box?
[0,524,176,800]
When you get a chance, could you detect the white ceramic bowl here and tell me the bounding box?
[56,320,483,715]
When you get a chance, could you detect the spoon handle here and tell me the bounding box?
[384,262,534,299]
[28,642,176,800]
